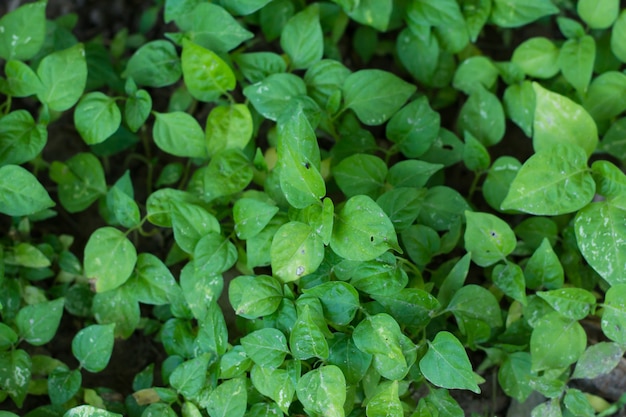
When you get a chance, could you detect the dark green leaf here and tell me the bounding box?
[537,288,595,321]
[0,110,47,167]
[387,160,443,188]
[524,238,564,290]
[498,352,532,403]
[0,349,31,407]
[328,333,372,385]
[373,288,440,329]
[492,262,527,305]
[418,186,470,231]
[453,56,498,95]
[600,284,626,345]
[123,40,181,87]
[483,156,522,212]
[503,81,535,137]
[303,281,360,326]
[346,0,393,31]
[169,353,211,399]
[376,187,426,232]
[202,149,254,201]
[50,153,106,213]
[386,96,440,158]
[401,224,440,266]
[243,74,307,122]
[235,52,287,84]
[280,4,323,70]
[333,154,387,199]
[125,88,152,132]
[458,85,505,146]
[583,71,626,122]
[48,368,81,405]
[16,298,64,346]
[92,285,140,339]
[491,0,558,28]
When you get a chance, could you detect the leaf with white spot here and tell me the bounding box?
[16,298,64,346]
[271,221,324,283]
[72,324,115,373]
[0,1,46,60]
[84,227,138,293]
[575,199,626,286]
[296,365,346,417]
[0,349,31,407]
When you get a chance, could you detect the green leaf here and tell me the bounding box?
[63,406,122,417]
[613,10,626,62]
[537,288,595,321]
[290,197,334,245]
[572,342,624,380]
[464,211,516,267]
[202,149,254,202]
[453,56,499,95]
[366,381,403,417]
[492,262,527,305]
[181,39,235,102]
[222,0,272,15]
[419,331,482,393]
[503,81,535,137]
[330,195,400,261]
[48,368,82,405]
[559,36,595,93]
[276,108,325,208]
[241,328,289,368]
[0,165,54,216]
[373,288,440,329]
[153,111,207,159]
[575,200,626,286]
[4,60,43,97]
[511,37,560,79]
[50,153,106,213]
[170,353,211,399]
[438,253,471,307]
[601,284,626,345]
[206,378,247,417]
[233,197,279,240]
[0,349,31,407]
[578,0,619,29]
[564,389,595,417]
[206,104,253,157]
[461,0,492,42]
[583,71,626,121]
[0,110,47,167]
[16,298,64,346]
[84,227,138,293]
[491,0,558,28]
[74,92,122,145]
[303,281,360,326]
[125,82,152,133]
[327,333,372,385]
[174,3,253,52]
[179,262,222,320]
[556,17,585,39]
[333,154,387,199]
[228,275,283,319]
[463,131,491,172]
[271,221,324,283]
[0,1,46,60]
[498,352,533,403]
[289,303,329,360]
[72,324,115,373]
[337,252,408,296]
[296,365,346,417]
[524,238,564,290]
[92,285,140,339]
[407,0,465,27]
[530,312,586,372]
[501,144,595,215]
[386,97,440,158]
[170,201,220,254]
[418,186,470,231]
[387,160,443,189]
[250,365,295,414]
[376,187,426,232]
[0,323,18,350]
[447,284,503,344]
[304,59,351,108]
[396,27,440,87]
[243,74,307,121]
[342,69,417,126]
[194,233,237,275]
[37,43,87,111]
[345,0,393,31]
[123,40,181,87]
[235,52,287,84]
[280,4,323,70]
[532,83,598,157]
[401,224,440,266]
[219,346,252,379]
[106,172,141,228]
[458,84,505,147]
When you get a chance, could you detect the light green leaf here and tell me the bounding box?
[0,110,47,167]
[92,285,140,339]
[37,44,87,111]
[170,201,220,253]
[556,16,586,39]
[0,165,54,216]
[235,52,287,84]
[330,195,400,261]
[128,253,179,305]
[271,221,324,282]
[4,60,43,97]
[233,197,279,240]
[530,312,586,372]
[153,111,208,159]
[123,40,181,87]
[373,288,440,329]
[16,298,64,346]
[180,262,223,320]
[194,233,237,275]
[63,406,122,417]
[611,10,626,62]
[592,160,626,200]
[524,238,564,290]
[280,4,323,70]
[572,342,624,380]
[501,143,595,215]
[346,0,393,31]
[447,284,503,344]
[511,37,560,79]
[303,281,360,326]
[387,160,443,188]
[50,153,107,213]
[0,1,46,60]
[228,275,283,319]
[106,172,141,228]
[181,39,235,102]
[537,288,595,321]
[418,186,470,231]
[125,88,152,132]
[492,262,527,305]
[462,0,492,42]
[342,69,417,126]
[0,323,18,350]
[491,0,558,28]
[419,331,482,393]
[206,378,247,417]
[206,104,253,157]
[575,200,626,286]
[74,92,122,145]
[583,71,626,121]
[532,83,598,157]
[202,149,254,202]
[498,352,533,403]
[84,227,137,293]
[296,365,346,417]
[458,84,505,147]
[376,187,426,232]
[250,365,295,414]
[241,328,289,368]
[578,0,619,29]
[463,131,491,172]
[333,154,387,199]
[289,303,329,360]
[72,324,115,373]
[464,211,516,267]
[222,0,272,15]
[366,381,403,417]
[386,96,440,158]
[602,284,626,345]
[559,35,595,93]
[453,56,499,95]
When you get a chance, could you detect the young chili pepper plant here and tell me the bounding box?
[2,0,626,416]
